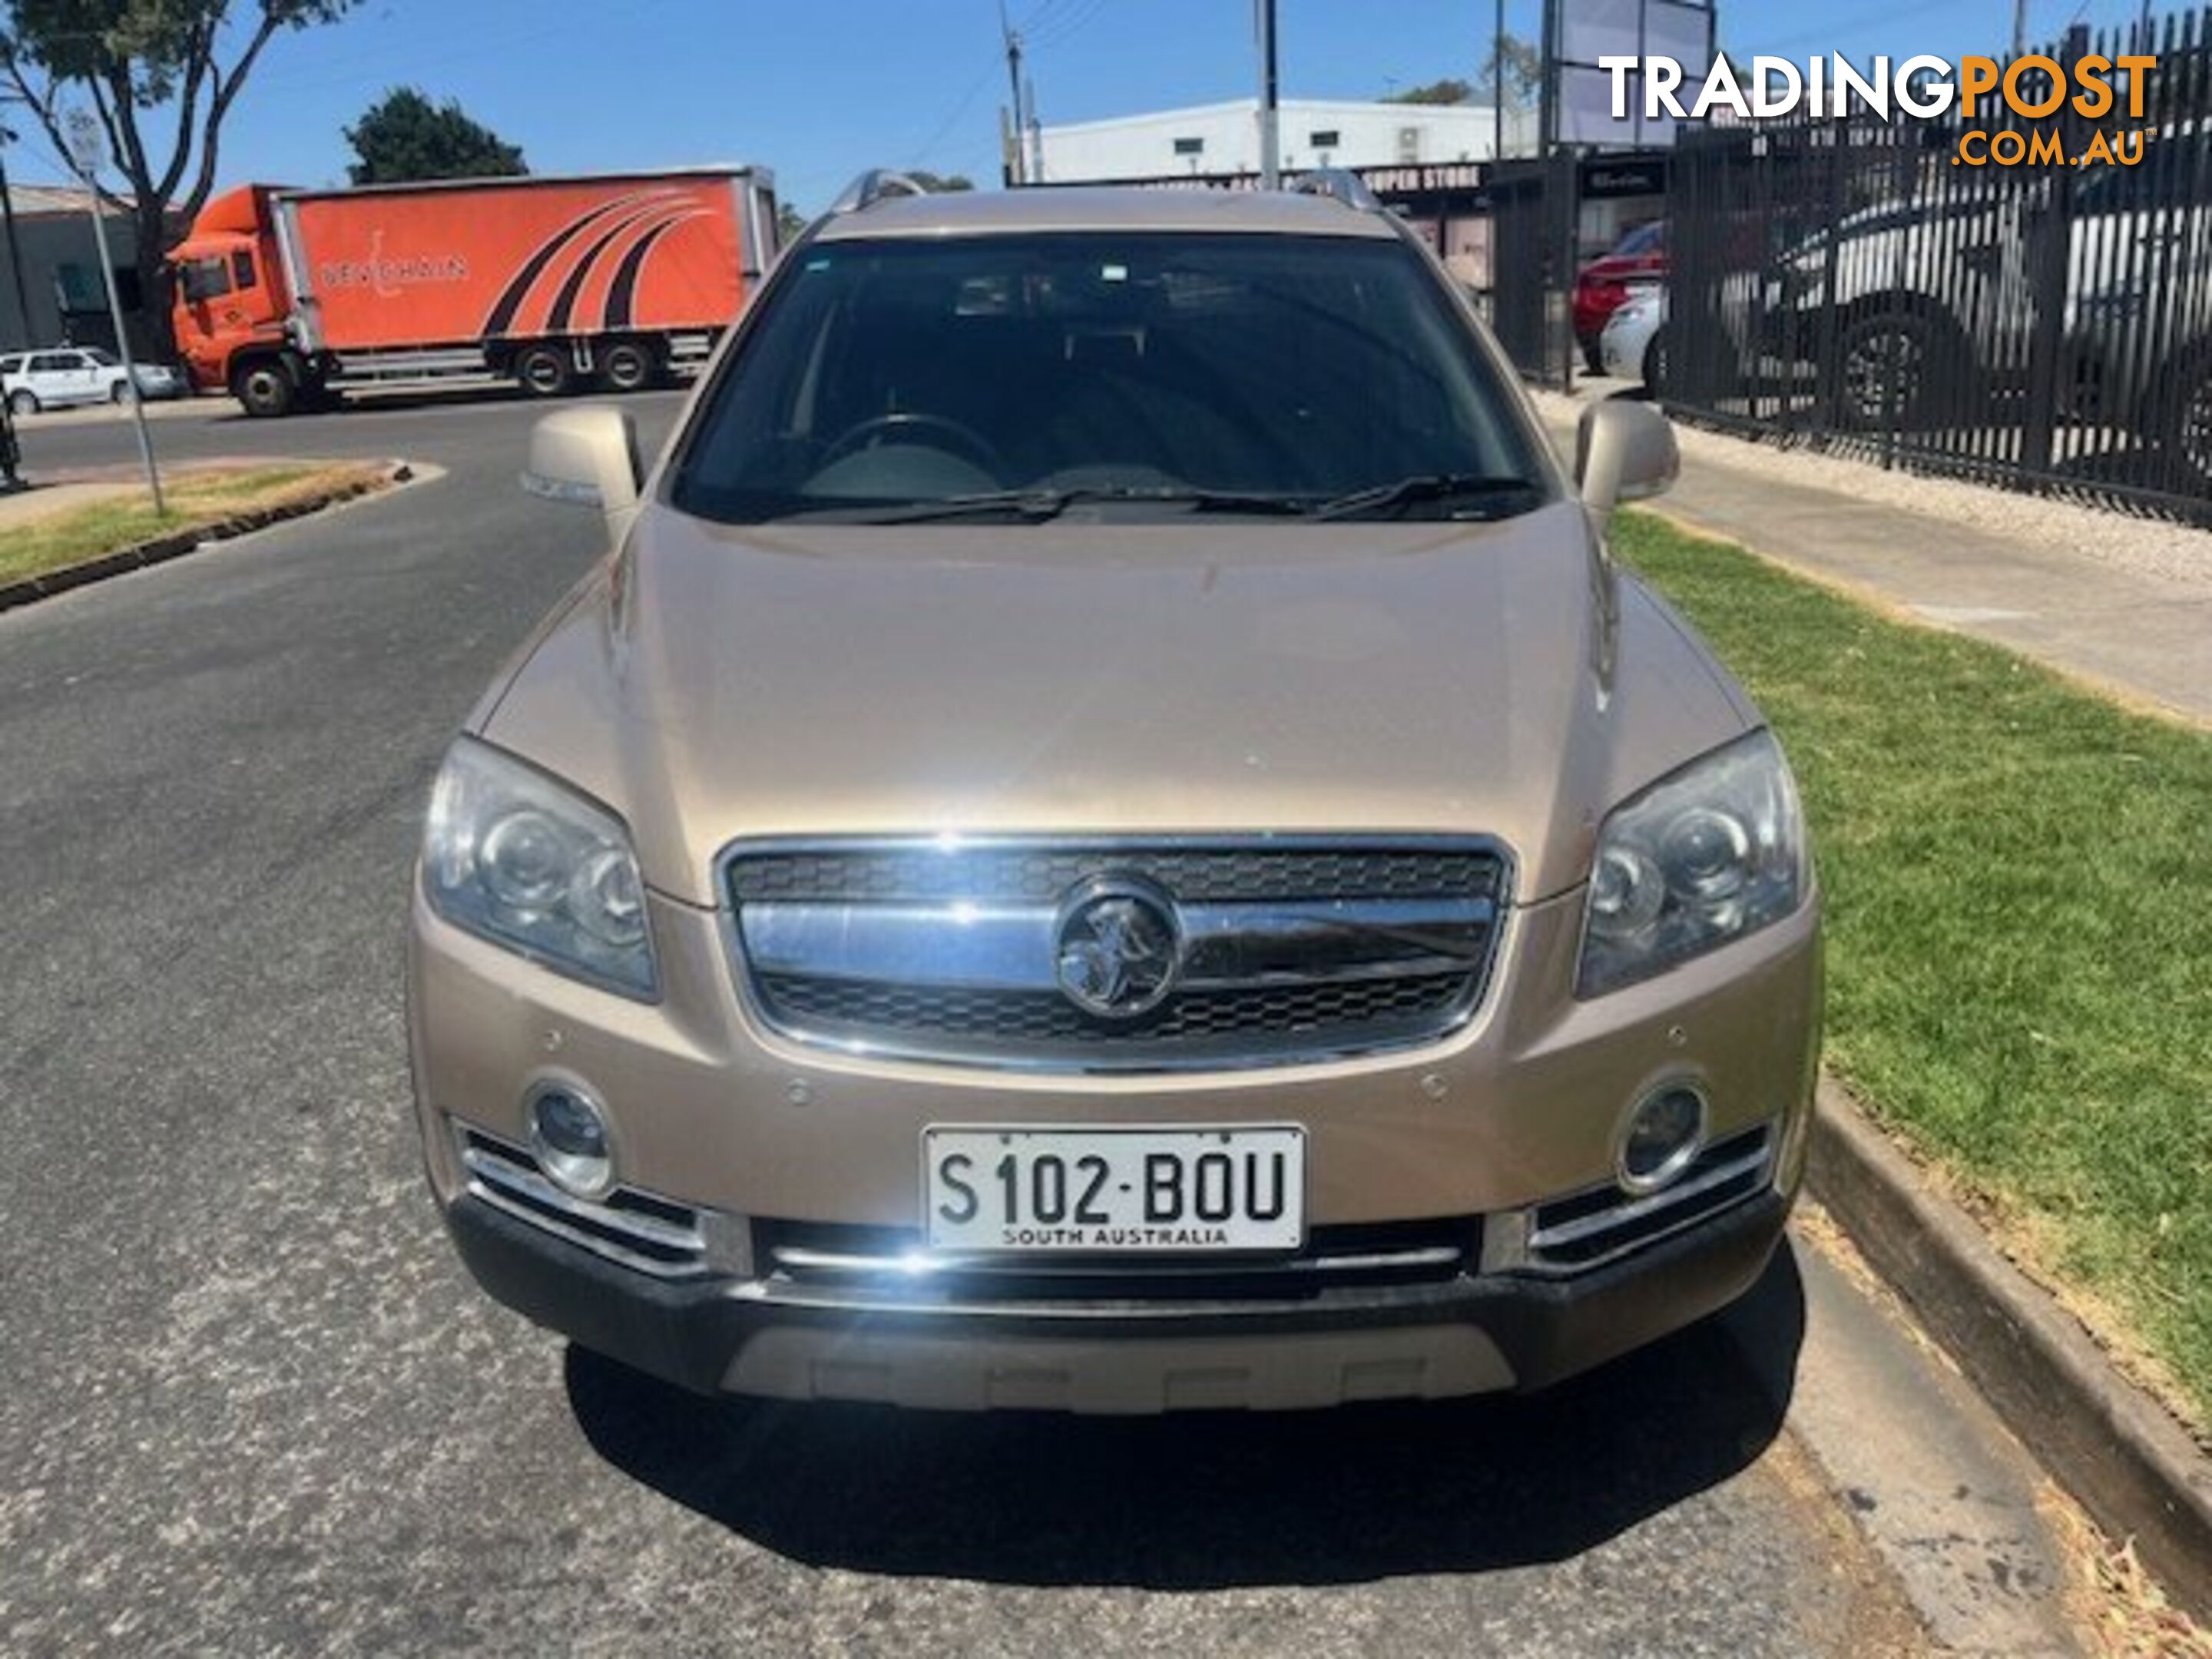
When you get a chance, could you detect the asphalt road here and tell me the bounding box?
[0,394,1954,1655]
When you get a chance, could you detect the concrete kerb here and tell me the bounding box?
[1807,1081,2212,1623]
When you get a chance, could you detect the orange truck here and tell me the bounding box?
[168,167,779,416]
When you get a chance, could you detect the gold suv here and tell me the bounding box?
[409,172,1820,1413]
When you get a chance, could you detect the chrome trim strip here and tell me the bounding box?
[768,1243,1464,1278]
[460,1136,710,1279]
[1528,1141,1774,1255]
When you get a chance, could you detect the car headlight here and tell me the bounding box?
[421,737,657,998]
[1577,729,1808,997]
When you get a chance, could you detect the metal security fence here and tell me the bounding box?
[1662,9,2212,524]
[1488,156,1582,387]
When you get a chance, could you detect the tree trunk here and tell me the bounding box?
[134,203,178,364]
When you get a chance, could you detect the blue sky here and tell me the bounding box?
[6,0,2171,210]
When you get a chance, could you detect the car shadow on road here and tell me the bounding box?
[563,1239,1806,1588]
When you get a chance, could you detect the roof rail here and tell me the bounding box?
[1290,168,1382,213]
[828,169,927,216]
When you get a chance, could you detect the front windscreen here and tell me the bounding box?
[672,232,1548,523]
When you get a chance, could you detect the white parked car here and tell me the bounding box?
[1600,286,1668,392]
[0,346,187,414]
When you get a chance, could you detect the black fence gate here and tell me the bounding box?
[1664,8,2212,522]
[1488,155,1581,388]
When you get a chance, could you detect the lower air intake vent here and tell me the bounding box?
[459,1127,708,1278]
[1525,1124,1775,1273]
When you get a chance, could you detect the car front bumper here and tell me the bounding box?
[442,1179,1792,1411]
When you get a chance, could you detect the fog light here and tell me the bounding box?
[1617,1084,1707,1195]
[528,1084,614,1198]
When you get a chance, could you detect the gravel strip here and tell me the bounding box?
[1530,384,2212,593]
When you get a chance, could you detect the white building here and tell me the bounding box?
[1035,98,1518,183]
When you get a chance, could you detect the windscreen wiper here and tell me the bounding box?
[803,485,1317,525]
[1308,473,1543,522]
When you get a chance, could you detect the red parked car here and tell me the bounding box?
[1574,220,1669,373]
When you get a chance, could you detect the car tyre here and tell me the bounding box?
[598,339,660,394]
[110,380,136,406]
[1644,325,1673,399]
[2167,352,2212,492]
[1834,311,1959,432]
[514,343,573,399]
[233,359,296,419]
[1584,339,1608,376]
[7,389,38,416]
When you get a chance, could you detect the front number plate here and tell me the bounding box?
[923,1126,1306,1253]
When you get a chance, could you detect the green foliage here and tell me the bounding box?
[2,0,354,107]
[1,0,363,346]
[906,170,974,192]
[1613,511,2212,1429]
[344,86,525,185]
[1384,77,1473,106]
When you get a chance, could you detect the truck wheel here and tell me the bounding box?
[8,389,38,416]
[598,339,659,394]
[233,359,296,419]
[514,344,572,399]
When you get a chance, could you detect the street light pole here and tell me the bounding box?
[64,109,163,515]
[1257,0,1280,188]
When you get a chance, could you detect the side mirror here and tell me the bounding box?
[522,406,644,545]
[1576,399,1679,518]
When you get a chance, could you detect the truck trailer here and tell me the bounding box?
[169,167,778,416]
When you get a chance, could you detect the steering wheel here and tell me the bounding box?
[820,411,1007,478]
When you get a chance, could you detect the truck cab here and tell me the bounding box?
[169,184,294,399]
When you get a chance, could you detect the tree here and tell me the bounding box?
[906,170,973,193]
[1385,77,1473,106]
[776,200,808,247]
[1479,36,1544,113]
[1,0,361,357]
[344,87,525,184]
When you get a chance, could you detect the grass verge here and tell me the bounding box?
[0,463,386,585]
[1612,510,2211,1435]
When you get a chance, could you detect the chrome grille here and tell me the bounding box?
[758,971,1469,1048]
[730,846,1505,906]
[724,837,1509,1071]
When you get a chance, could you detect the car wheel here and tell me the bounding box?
[1584,339,1608,376]
[2172,356,2212,492]
[1644,326,1673,398]
[598,339,659,394]
[7,389,37,416]
[514,343,573,399]
[110,380,136,406]
[233,359,296,419]
[1835,313,1954,431]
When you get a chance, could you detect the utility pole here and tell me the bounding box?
[999,0,1028,185]
[63,108,163,515]
[1493,0,1506,161]
[1257,0,1281,187]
